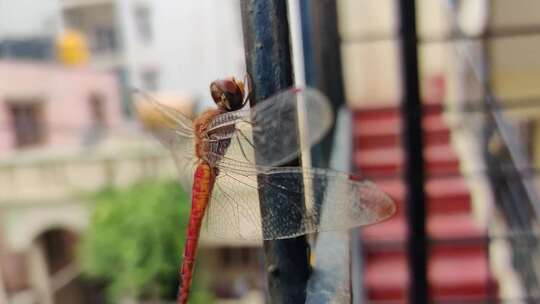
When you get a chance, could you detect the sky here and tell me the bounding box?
[0,0,61,38]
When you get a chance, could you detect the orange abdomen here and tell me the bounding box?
[177,162,214,304]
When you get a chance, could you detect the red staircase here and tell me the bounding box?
[354,95,498,302]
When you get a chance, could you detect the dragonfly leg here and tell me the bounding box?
[242,73,253,107]
[235,129,255,165]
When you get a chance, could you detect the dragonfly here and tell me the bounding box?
[134,77,396,304]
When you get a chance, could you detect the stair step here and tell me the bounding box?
[354,113,446,137]
[355,144,460,176]
[365,243,489,265]
[354,99,497,302]
[355,128,450,150]
[364,250,494,301]
[370,176,471,215]
[354,107,451,149]
[354,134,451,151]
[362,213,486,247]
[353,102,443,122]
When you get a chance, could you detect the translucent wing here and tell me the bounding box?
[133,90,197,190]
[202,165,395,240]
[203,88,333,167]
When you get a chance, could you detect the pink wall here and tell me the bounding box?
[0,60,123,154]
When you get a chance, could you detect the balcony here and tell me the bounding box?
[0,142,175,206]
[59,0,115,10]
[61,2,121,64]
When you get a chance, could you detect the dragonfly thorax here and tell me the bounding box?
[193,108,236,168]
[194,109,221,160]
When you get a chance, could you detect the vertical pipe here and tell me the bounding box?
[303,0,345,168]
[299,0,315,87]
[301,1,362,302]
[0,264,7,304]
[240,1,310,303]
[397,1,429,303]
[288,0,313,168]
[287,0,306,88]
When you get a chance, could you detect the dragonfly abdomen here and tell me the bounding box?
[178,162,215,304]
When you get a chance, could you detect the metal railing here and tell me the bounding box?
[482,92,540,300]
[441,0,540,298]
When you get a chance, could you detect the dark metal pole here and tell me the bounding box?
[398,1,429,303]
[302,0,345,168]
[240,1,310,303]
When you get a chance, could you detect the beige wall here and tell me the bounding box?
[338,0,450,107]
[488,0,540,169]
[490,0,540,106]
[0,142,176,252]
[338,0,540,120]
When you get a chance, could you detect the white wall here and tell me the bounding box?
[112,0,245,109]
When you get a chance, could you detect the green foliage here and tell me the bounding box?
[79,180,214,303]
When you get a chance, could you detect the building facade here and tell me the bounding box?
[0,1,259,302]
[59,0,246,114]
[0,61,123,153]
[0,60,177,303]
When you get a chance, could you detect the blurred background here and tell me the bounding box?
[0,0,539,303]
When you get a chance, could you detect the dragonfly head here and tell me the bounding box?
[210,77,247,111]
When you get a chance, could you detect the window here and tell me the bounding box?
[141,69,159,91]
[89,93,107,127]
[83,93,108,145]
[8,101,46,148]
[220,248,234,266]
[217,247,260,269]
[41,229,75,274]
[92,26,117,53]
[134,6,153,43]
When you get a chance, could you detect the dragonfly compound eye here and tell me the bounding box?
[210,77,246,111]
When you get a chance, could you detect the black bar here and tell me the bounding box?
[398,1,429,303]
[300,0,315,87]
[240,1,310,304]
[305,0,346,168]
[302,2,361,302]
